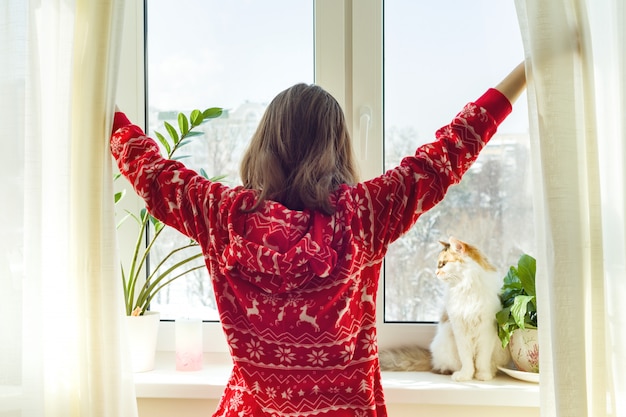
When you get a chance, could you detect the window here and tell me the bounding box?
[382,0,533,323]
[145,0,314,321]
[117,0,533,349]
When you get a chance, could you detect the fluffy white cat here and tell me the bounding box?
[379,237,509,381]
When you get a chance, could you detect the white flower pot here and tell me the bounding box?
[125,311,160,372]
[509,327,539,373]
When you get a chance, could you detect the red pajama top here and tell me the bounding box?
[111,88,512,416]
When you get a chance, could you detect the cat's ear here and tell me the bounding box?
[449,237,466,254]
[438,240,449,248]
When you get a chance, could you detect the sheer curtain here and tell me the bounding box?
[0,0,137,416]
[515,0,626,416]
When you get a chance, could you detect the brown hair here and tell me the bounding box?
[240,83,358,214]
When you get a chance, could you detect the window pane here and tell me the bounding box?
[383,0,534,322]
[146,0,314,321]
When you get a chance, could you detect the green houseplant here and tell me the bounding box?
[115,107,223,317]
[496,253,539,373]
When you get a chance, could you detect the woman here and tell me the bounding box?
[111,61,526,416]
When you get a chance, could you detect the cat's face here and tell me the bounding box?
[436,242,464,284]
[435,237,495,285]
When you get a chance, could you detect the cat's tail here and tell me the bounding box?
[378,345,432,372]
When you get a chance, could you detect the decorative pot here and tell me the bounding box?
[509,327,539,373]
[125,311,160,372]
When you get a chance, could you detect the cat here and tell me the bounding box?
[378,237,510,381]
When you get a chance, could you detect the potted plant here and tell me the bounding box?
[496,253,539,373]
[115,107,223,371]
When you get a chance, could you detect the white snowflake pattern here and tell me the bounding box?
[397,165,411,176]
[110,135,124,156]
[460,103,478,118]
[266,386,277,399]
[231,234,243,247]
[275,347,296,364]
[246,339,264,360]
[285,294,303,307]
[440,125,454,138]
[432,157,452,177]
[226,332,239,350]
[362,332,377,353]
[380,174,395,186]
[261,292,280,306]
[340,342,355,362]
[353,194,368,219]
[229,391,243,411]
[307,349,329,366]
[281,388,293,400]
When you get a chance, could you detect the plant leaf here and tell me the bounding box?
[178,112,189,135]
[503,266,522,289]
[202,107,223,120]
[182,131,205,138]
[498,321,513,348]
[148,214,163,231]
[496,306,512,327]
[517,254,536,296]
[164,121,179,144]
[210,174,228,182]
[155,131,171,155]
[114,189,126,204]
[190,109,203,126]
[510,294,535,329]
[153,220,164,233]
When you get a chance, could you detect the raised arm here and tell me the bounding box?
[494,61,526,104]
[359,62,526,255]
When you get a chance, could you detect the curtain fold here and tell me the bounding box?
[515,0,626,416]
[0,0,137,416]
[70,0,137,414]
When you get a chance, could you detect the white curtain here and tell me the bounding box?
[0,0,137,416]
[515,0,626,416]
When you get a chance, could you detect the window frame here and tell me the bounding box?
[316,0,436,350]
[115,0,435,353]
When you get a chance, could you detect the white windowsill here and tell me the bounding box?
[134,351,540,408]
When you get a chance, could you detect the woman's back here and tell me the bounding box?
[208,188,385,416]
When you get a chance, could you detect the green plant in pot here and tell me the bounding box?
[115,107,224,317]
[496,253,539,373]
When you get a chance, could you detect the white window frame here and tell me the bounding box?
[115,0,434,353]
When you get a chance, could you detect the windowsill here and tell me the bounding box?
[134,352,540,408]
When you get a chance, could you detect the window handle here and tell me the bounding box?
[359,106,371,160]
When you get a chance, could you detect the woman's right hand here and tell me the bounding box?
[495,61,527,104]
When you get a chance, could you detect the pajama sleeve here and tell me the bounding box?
[356,88,512,255]
[110,112,227,245]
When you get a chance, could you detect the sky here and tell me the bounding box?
[147,0,528,138]
[147,0,313,111]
